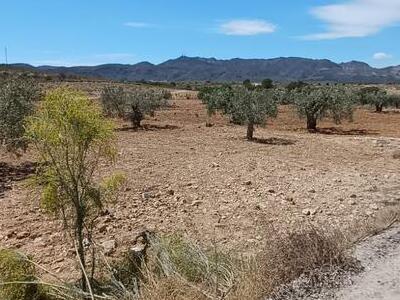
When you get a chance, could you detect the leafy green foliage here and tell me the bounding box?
[286,81,308,92]
[261,79,274,90]
[100,87,169,128]
[0,77,42,152]
[201,86,278,139]
[243,79,255,90]
[101,86,126,118]
[358,86,400,112]
[25,88,124,290]
[0,249,38,300]
[289,85,356,131]
[125,89,168,128]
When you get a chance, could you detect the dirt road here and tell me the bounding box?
[335,226,400,300]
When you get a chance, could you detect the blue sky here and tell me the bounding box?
[1,0,399,67]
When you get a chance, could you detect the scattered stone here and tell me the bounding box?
[191,200,203,207]
[244,180,252,186]
[370,203,379,211]
[102,240,117,256]
[268,189,276,194]
[350,194,357,199]
[308,189,316,193]
[392,150,400,159]
[349,200,357,206]
[365,210,374,216]
[211,162,220,168]
[302,208,317,216]
[16,231,29,239]
[167,189,175,196]
[141,192,153,200]
[284,197,295,204]
[98,224,108,233]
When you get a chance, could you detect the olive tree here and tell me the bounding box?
[203,86,278,140]
[359,87,399,112]
[100,87,168,128]
[261,78,274,90]
[0,77,41,152]
[100,85,126,117]
[290,86,355,131]
[26,88,125,291]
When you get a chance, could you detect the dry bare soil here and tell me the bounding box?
[1,85,400,281]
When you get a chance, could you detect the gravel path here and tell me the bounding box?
[335,226,400,300]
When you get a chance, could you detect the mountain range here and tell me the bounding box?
[7,56,400,83]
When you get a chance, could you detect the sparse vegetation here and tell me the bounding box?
[25,88,124,291]
[1,80,400,300]
[0,249,38,300]
[100,87,169,128]
[0,77,42,152]
[261,78,274,90]
[201,86,278,139]
[359,86,400,112]
[289,85,355,131]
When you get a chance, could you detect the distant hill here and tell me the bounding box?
[6,56,400,83]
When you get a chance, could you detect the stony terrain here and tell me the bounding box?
[1,88,400,281]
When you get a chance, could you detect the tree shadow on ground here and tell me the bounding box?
[116,124,180,132]
[314,127,378,136]
[0,161,37,198]
[371,110,400,115]
[249,137,296,145]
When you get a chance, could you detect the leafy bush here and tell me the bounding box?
[201,86,278,139]
[359,86,400,112]
[0,77,42,152]
[286,81,308,91]
[100,87,169,128]
[0,249,38,300]
[289,85,355,131]
[101,86,126,117]
[26,88,124,291]
[261,78,274,90]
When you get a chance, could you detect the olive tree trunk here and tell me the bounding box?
[375,104,383,113]
[247,122,254,140]
[306,115,317,131]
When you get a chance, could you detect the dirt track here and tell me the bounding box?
[1,93,400,280]
[333,226,400,300]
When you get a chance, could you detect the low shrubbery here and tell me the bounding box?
[288,85,356,131]
[199,85,279,140]
[101,86,170,128]
[0,77,42,152]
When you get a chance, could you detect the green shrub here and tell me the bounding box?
[26,88,123,292]
[0,77,42,152]
[358,86,400,112]
[101,86,126,117]
[201,86,278,139]
[0,249,38,300]
[289,85,355,131]
[100,87,169,128]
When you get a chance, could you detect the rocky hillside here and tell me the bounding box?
[6,56,400,83]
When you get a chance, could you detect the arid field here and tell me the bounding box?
[1,82,400,284]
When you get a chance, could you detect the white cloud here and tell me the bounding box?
[304,0,400,40]
[124,22,152,28]
[373,52,393,60]
[219,19,276,36]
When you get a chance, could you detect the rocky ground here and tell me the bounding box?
[1,90,400,281]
